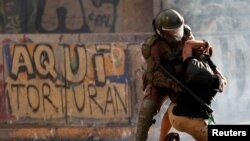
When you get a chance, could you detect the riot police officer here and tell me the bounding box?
[136,9,194,141]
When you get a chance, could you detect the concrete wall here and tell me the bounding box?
[0,0,153,33]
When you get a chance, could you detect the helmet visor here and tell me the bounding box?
[162,24,184,41]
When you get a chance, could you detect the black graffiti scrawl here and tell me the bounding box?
[36,0,119,33]
[0,0,35,33]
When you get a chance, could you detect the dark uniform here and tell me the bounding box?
[167,43,227,141]
[173,56,221,119]
[136,9,194,141]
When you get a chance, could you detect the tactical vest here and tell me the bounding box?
[141,25,191,90]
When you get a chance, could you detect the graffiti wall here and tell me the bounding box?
[0,34,148,126]
[0,0,153,33]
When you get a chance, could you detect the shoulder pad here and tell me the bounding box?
[141,35,160,59]
[144,35,159,47]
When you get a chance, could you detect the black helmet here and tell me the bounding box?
[153,9,184,41]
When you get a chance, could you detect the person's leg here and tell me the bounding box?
[135,86,158,141]
[136,86,168,141]
[159,91,178,141]
[159,109,172,141]
[167,103,208,141]
[135,98,157,141]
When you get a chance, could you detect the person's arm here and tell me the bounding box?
[182,40,209,61]
[205,56,227,92]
